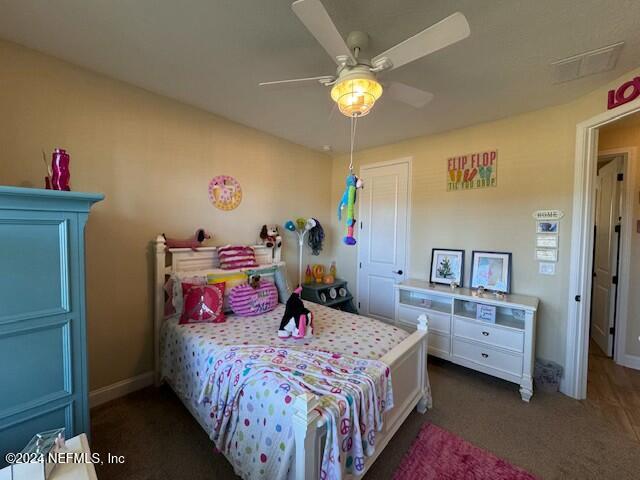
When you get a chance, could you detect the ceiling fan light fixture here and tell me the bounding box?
[330,71,383,117]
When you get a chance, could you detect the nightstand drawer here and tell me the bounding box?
[397,305,450,333]
[452,339,523,377]
[453,316,523,353]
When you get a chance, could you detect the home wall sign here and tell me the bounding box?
[532,209,564,221]
[533,209,561,274]
[447,149,497,191]
[607,76,640,110]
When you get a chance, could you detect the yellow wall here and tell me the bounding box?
[0,40,332,390]
[599,118,640,356]
[330,67,640,366]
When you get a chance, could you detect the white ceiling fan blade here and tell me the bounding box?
[373,12,470,71]
[386,82,434,108]
[292,0,355,64]
[259,75,335,87]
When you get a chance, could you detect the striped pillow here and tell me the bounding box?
[217,245,258,270]
[229,280,278,316]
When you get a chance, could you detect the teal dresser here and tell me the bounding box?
[0,187,103,462]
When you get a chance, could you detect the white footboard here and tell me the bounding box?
[292,315,429,480]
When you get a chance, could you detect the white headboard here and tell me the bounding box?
[153,234,279,385]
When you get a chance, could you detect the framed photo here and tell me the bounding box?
[470,251,512,293]
[536,221,559,234]
[430,249,464,286]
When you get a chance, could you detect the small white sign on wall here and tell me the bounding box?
[536,249,558,262]
[536,234,559,248]
[532,209,564,221]
[539,262,556,275]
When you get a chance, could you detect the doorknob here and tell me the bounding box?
[393,270,403,275]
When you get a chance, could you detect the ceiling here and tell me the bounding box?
[1,0,640,152]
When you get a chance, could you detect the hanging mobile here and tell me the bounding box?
[337,115,364,245]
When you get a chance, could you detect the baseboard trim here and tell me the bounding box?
[620,354,640,370]
[89,371,154,408]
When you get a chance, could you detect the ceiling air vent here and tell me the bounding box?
[551,42,624,83]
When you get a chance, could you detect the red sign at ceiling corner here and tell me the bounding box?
[608,76,640,110]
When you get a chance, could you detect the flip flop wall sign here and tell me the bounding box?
[447,150,498,191]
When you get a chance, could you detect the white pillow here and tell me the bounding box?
[169,273,207,317]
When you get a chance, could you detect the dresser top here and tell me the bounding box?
[0,186,104,211]
[396,279,539,311]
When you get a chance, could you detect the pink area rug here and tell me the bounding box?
[392,423,537,480]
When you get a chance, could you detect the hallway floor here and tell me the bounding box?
[586,339,640,441]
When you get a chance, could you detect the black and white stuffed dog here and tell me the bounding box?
[278,287,313,339]
[260,224,282,262]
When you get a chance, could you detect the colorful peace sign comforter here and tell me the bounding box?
[200,345,392,480]
[161,303,416,480]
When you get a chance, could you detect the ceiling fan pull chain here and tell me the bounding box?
[349,114,358,173]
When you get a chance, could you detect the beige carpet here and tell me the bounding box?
[91,357,640,479]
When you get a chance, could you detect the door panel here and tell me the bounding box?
[369,175,398,264]
[358,161,409,321]
[591,157,622,356]
[367,275,396,319]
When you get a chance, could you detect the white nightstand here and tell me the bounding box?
[394,280,539,401]
[0,434,98,480]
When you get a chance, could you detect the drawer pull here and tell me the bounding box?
[481,353,489,358]
[482,331,490,336]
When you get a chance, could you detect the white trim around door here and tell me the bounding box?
[563,98,640,399]
[598,148,637,369]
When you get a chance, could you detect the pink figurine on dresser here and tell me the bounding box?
[51,148,71,191]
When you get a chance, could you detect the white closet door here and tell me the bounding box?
[357,161,409,321]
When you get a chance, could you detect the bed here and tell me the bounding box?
[153,235,430,480]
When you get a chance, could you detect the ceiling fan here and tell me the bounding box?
[259,0,470,118]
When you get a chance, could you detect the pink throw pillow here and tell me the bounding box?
[217,245,258,270]
[229,280,278,316]
[179,282,226,324]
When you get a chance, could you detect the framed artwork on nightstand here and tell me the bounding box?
[470,251,512,293]
[430,249,464,286]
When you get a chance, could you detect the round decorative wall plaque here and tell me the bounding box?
[208,175,242,211]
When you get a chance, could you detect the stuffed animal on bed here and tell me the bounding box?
[163,228,212,250]
[278,287,313,339]
[260,224,282,261]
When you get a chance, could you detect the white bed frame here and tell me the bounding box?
[153,235,430,480]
